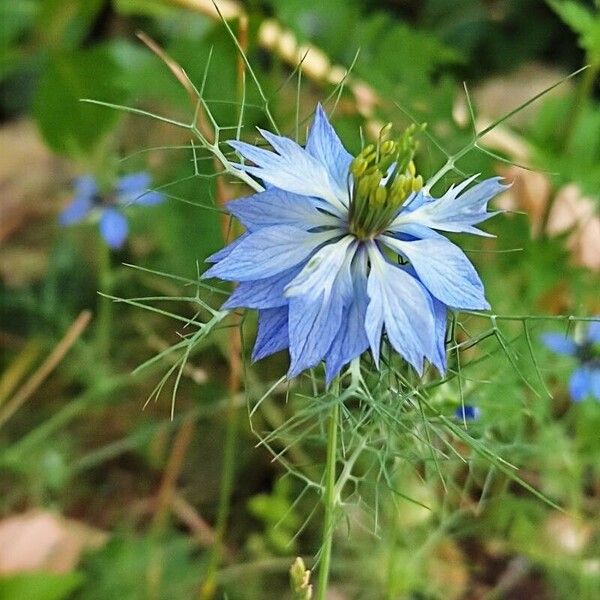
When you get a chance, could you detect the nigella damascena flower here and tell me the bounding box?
[542,320,600,401]
[59,172,164,249]
[454,405,480,420]
[204,105,507,382]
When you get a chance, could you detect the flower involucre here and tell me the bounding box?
[205,105,507,382]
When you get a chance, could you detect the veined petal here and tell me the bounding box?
[305,104,353,201]
[285,236,357,301]
[222,265,302,309]
[365,244,435,372]
[541,333,577,356]
[324,248,370,383]
[206,233,249,263]
[252,307,289,361]
[227,187,336,231]
[569,367,590,402]
[381,235,489,310]
[390,176,507,236]
[203,226,340,282]
[99,208,128,249]
[228,132,347,215]
[432,297,448,373]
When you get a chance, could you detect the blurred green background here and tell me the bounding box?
[0,1,599,599]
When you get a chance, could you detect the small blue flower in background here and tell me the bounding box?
[59,172,164,249]
[205,105,507,382]
[542,321,600,402]
[454,405,480,420]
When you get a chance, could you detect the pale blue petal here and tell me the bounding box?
[432,297,448,373]
[252,307,289,361]
[227,187,336,231]
[324,248,370,383]
[203,226,340,282]
[74,175,99,199]
[305,104,353,200]
[222,265,302,309]
[117,172,164,205]
[569,367,591,402]
[381,236,489,310]
[206,233,249,263]
[365,245,435,372]
[541,333,577,356]
[590,369,600,401]
[586,319,600,343]
[99,208,128,249]
[228,132,347,214]
[285,236,357,302]
[59,195,93,226]
[391,176,507,236]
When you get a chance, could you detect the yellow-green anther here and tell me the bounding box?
[412,175,423,192]
[351,158,368,178]
[380,140,396,155]
[379,123,393,139]
[374,186,387,204]
[408,160,416,177]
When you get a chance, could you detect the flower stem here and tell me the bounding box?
[315,390,340,600]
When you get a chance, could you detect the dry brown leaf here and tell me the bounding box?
[0,510,107,575]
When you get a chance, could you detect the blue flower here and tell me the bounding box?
[59,172,164,249]
[542,320,600,402]
[205,105,506,382]
[454,405,480,420]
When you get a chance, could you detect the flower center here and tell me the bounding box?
[348,123,424,240]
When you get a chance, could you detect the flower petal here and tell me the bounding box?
[117,172,164,205]
[381,236,489,310]
[227,187,336,231]
[285,236,356,301]
[541,333,577,356]
[228,131,347,215]
[590,369,600,401]
[587,319,600,344]
[222,265,302,309]
[432,297,448,373]
[59,195,93,226]
[204,227,340,282]
[99,208,128,249]
[252,307,289,361]
[569,367,591,402]
[206,233,249,263]
[74,175,99,199]
[305,104,353,200]
[391,176,507,236]
[324,248,370,383]
[365,245,435,373]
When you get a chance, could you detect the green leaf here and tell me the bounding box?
[0,572,84,600]
[33,46,127,157]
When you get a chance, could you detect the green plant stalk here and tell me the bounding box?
[315,389,340,600]
[563,61,600,148]
[96,236,113,361]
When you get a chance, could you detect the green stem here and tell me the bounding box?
[562,61,599,149]
[315,391,340,600]
[96,236,113,361]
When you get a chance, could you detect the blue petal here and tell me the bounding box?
[99,208,129,249]
[74,175,99,199]
[391,176,507,236]
[586,319,600,344]
[324,248,370,383]
[540,333,577,356]
[59,195,93,226]
[286,238,357,378]
[117,172,164,206]
[204,226,340,282]
[590,369,600,401]
[227,187,335,231]
[228,131,347,215]
[206,233,249,263]
[252,307,290,361]
[364,244,435,373]
[381,236,489,310]
[305,104,353,201]
[222,265,302,309]
[454,405,480,420]
[432,297,448,373]
[569,367,591,402]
